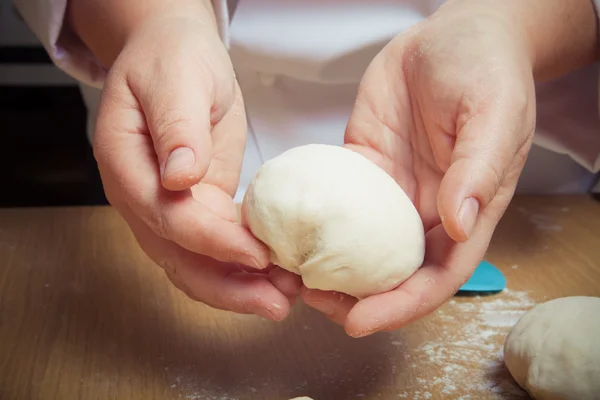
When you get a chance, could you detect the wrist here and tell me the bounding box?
[503,0,597,81]
[439,0,598,81]
[67,0,217,68]
[431,0,535,75]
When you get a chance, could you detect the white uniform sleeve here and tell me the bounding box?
[11,0,230,88]
[12,0,107,88]
[531,0,600,174]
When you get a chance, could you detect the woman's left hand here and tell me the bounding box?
[301,2,537,337]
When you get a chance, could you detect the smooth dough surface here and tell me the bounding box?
[242,144,425,299]
[504,296,600,400]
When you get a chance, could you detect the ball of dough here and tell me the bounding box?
[504,296,600,400]
[242,144,425,299]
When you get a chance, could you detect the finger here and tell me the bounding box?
[344,203,502,338]
[121,205,291,321]
[154,187,269,268]
[343,89,415,193]
[200,81,249,196]
[268,267,303,305]
[94,81,269,269]
[189,183,238,222]
[131,53,236,192]
[437,92,535,242]
[300,287,358,326]
[178,268,292,321]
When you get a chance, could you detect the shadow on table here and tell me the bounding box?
[0,212,406,400]
[56,274,404,399]
[483,357,529,399]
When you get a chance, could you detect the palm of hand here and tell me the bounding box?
[345,42,444,233]
[302,19,537,337]
[94,20,297,321]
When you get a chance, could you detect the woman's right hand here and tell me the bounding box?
[90,11,300,320]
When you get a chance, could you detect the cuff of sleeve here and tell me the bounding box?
[13,0,107,88]
[12,0,231,88]
[212,0,231,48]
[534,134,600,174]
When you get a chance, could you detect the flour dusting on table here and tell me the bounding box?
[398,289,535,399]
[165,289,535,399]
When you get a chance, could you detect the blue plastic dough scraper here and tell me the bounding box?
[458,260,506,293]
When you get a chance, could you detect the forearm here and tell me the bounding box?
[507,0,598,81]
[441,0,599,81]
[67,0,217,68]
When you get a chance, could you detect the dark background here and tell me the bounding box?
[0,1,108,208]
[0,83,108,207]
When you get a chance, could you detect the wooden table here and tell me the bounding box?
[1,195,599,400]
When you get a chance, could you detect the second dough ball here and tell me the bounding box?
[242,144,425,299]
[504,296,600,400]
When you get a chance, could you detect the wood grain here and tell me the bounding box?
[0,195,599,400]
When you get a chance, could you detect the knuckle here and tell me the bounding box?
[485,162,503,189]
[161,259,201,302]
[503,80,530,113]
[480,162,504,204]
[167,272,197,302]
[514,136,534,167]
[145,210,170,239]
[401,286,429,320]
[152,110,194,148]
[159,257,178,277]
[117,190,168,240]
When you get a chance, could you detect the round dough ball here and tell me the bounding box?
[242,144,425,299]
[504,296,600,400]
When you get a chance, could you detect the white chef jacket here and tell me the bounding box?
[13,0,600,200]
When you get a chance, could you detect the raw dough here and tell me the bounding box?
[242,144,425,298]
[504,296,600,400]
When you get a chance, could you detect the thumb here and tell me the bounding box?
[437,103,534,242]
[133,65,235,192]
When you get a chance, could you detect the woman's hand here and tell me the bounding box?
[73,2,301,320]
[302,3,538,336]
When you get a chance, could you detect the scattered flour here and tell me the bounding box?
[404,288,535,399]
[160,290,535,399]
[516,207,563,232]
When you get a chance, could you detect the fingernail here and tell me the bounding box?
[253,306,276,320]
[163,147,194,179]
[253,303,285,321]
[350,329,374,339]
[242,256,267,270]
[458,197,479,239]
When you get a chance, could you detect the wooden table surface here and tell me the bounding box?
[1,195,599,400]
